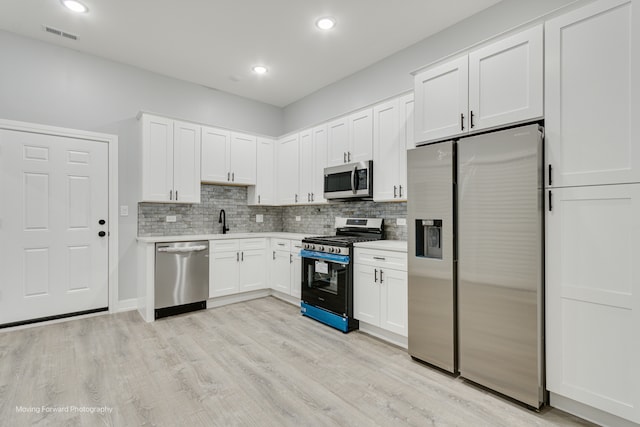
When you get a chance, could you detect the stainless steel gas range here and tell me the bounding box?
[300,217,384,332]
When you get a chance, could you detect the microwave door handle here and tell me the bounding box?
[351,165,357,194]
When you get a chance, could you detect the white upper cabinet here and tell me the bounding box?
[276,133,300,204]
[327,109,373,166]
[201,126,256,185]
[400,93,415,151]
[299,125,328,204]
[230,132,257,185]
[349,108,374,163]
[201,127,230,183]
[414,56,469,144]
[468,25,543,131]
[248,137,275,205]
[327,116,349,166]
[373,98,403,202]
[545,0,640,188]
[414,24,543,145]
[141,113,200,203]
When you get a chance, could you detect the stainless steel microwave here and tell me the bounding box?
[324,161,373,200]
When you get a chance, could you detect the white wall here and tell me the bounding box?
[0,30,284,302]
[281,0,590,133]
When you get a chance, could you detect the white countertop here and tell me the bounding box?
[354,240,407,252]
[137,232,314,244]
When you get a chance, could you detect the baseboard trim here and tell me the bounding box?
[358,322,408,349]
[116,298,138,313]
[549,392,639,427]
[207,289,271,308]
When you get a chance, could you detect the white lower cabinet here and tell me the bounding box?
[209,239,267,298]
[269,239,302,299]
[354,247,408,337]
[546,183,640,423]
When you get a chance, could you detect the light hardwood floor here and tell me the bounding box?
[0,297,595,427]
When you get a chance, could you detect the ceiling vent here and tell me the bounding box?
[43,25,78,41]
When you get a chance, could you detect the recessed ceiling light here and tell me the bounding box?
[61,0,88,13]
[316,17,336,30]
[252,65,268,75]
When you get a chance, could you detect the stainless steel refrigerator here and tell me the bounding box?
[407,124,544,409]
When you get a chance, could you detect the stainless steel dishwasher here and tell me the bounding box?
[155,241,209,319]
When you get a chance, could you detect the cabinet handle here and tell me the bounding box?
[379,269,384,283]
[227,172,230,181]
[175,191,178,201]
[169,190,173,200]
[258,195,261,204]
[308,193,311,202]
[311,192,314,201]
[241,252,244,262]
[290,253,293,263]
[278,243,285,246]
[393,185,397,198]
[273,251,276,260]
[399,185,403,198]
[295,194,298,203]
[460,113,465,131]
[548,190,553,212]
[237,252,239,262]
[348,151,351,162]
[373,256,386,261]
[548,164,553,186]
[232,172,235,182]
[343,152,347,163]
[374,269,378,283]
[470,111,475,129]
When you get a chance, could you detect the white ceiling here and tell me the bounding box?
[0,0,502,107]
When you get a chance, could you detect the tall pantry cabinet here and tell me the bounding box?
[544,0,640,424]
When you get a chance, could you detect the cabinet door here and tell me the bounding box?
[210,250,240,298]
[327,117,349,166]
[201,126,231,184]
[380,268,408,337]
[290,252,302,299]
[141,114,173,202]
[414,56,468,144]
[349,108,373,163]
[545,0,640,187]
[173,121,201,203]
[546,183,640,422]
[299,129,314,203]
[230,132,257,185]
[353,264,380,326]
[239,249,266,292]
[312,124,328,203]
[373,99,401,202]
[276,134,300,204]
[469,25,543,132]
[270,250,291,294]
[250,137,275,205]
[398,93,414,199]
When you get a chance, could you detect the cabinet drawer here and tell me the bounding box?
[240,238,267,250]
[355,248,407,271]
[290,240,303,253]
[211,239,239,252]
[271,238,291,251]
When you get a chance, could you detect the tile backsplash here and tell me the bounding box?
[138,184,407,240]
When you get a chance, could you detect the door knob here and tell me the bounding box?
[98,231,106,237]
[98,219,106,225]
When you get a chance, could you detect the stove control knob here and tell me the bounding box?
[329,247,335,253]
[316,246,322,252]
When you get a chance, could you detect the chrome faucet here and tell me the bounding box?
[218,209,229,234]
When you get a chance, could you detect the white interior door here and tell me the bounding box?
[0,129,109,325]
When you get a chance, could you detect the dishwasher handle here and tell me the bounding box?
[157,245,208,253]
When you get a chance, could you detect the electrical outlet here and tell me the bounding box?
[295,216,301,222]
[256,214,264,223]
[120,205,129,217]
[166,215,177,223]
[396,218,407,226]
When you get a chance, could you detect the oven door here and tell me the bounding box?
[301,250,350,316]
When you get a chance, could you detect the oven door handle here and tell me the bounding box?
[300,249,350,265]
[351,165,357,194]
